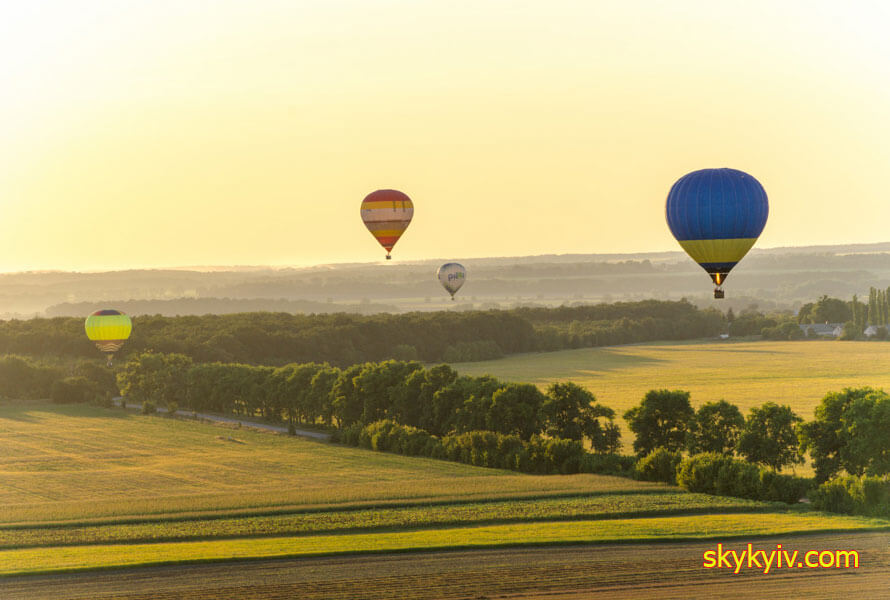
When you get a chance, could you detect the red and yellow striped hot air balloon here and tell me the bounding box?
[85,309,132,366]
[360,189,414,260]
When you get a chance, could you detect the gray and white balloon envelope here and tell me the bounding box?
[437,262,466,300]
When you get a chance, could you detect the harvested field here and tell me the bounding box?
[2,532,886,600]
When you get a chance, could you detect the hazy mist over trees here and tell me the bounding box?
[1,242,890,318]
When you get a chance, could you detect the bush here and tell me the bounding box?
[94,391,114,408]
[51,376,95,404]
[580,453,637,477]
[677,453,810,504]
[0,355,63,399]
[141,400,157,414]
[676,453,758,499]
[351,420,443,458]
[334,422,364,446]
[758,470,812,504]
[810,475,890,517]
[443,431,491,467]
[538,437,587,474]
[634,447,682,484]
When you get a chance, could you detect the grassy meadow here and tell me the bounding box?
[1,401,888,578]
[453,339,890,427]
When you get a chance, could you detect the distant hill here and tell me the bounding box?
[1,241,888,317]
[45,297,398,317]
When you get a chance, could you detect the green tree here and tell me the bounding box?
[797,388,868,482]
[308,366,340,427]
[487,383,546,440]
[352,360,423,425]
[331,363,367,427]
[686,400,744,455]
[542,382,620,452]
[623,389,694,456]
[840,320,861,340]
[811,295,852,324]
[116,351,192,410]
[867,287,878,325]
[841,392,890,476]
[438,375,503,436]
[737,402,803,471]
[851,295,866,332]
[392,364,458,431]
[797,302,815,324]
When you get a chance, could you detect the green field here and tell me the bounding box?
[1,402,888,580]
[453,339,890,427]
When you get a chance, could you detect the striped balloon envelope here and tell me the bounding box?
[437,262,466,300]
[665,168,768,298]
[84,309,132,365]
[360,189,414,260]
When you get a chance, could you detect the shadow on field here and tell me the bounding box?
[0,402,132,422]
[574,348,667,375]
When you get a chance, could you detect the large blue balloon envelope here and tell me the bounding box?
[665,168,768,297]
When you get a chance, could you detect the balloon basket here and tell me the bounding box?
[713,288,725,299]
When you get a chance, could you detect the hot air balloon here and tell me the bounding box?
[665,168,768,299]
[85,309,132,366]
[360,189,413,260]
[437,262,466,300]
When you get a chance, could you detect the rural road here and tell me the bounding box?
[114,397,331,441]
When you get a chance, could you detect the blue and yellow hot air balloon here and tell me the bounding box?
[85,309,132,366]
[666,168,768,298]
[360,189,414,260]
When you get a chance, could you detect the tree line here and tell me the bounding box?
[797,289,890,339]
[5,350,887,516]
[115,352,889,489]
[0,299,726,366]
[116,354,623,452]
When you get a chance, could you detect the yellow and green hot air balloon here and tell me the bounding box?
[85,309,132,366]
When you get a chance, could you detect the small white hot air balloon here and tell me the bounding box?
[437,262,466,300]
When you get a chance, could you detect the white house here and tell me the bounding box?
[864,325,888,337]
[799,323,844,338]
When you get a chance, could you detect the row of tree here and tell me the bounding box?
[623,388,890,482]
[0,299,727,366]
[115,352,890,483]
[798,288,890,330]
[117,354,622,451]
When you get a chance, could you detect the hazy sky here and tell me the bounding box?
[2,1,889,271]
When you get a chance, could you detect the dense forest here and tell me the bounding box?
[0,299,726,366]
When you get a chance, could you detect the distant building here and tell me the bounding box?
[864,325,888,338]
[799,323,844,338]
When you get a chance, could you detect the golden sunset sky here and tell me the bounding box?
[2,1,889,271]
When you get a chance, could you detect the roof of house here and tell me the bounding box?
[799,323,844,335]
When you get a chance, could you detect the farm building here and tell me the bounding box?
[798,323,844,338]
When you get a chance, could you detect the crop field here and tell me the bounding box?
[3,533,889,599]
[1,401,888,596]
[454,339,890,425]
[0,403,669,524]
